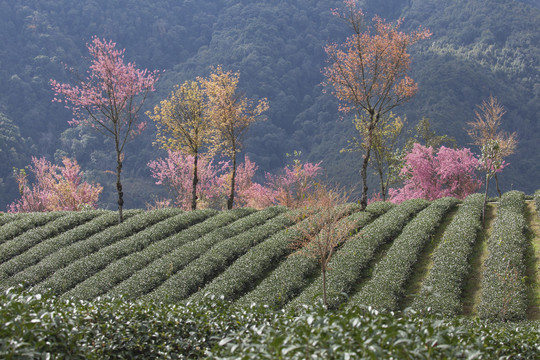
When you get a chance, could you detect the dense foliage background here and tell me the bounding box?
[1,0,539,209]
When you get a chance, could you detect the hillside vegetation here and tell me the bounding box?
[1,191,539,322]
[0,0,539,209]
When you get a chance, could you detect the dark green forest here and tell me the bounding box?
[1,0,539,209]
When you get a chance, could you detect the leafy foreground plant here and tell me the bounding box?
[2,287,539,359]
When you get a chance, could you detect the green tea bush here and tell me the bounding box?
[0,212,24,227]
[236,201,393,309]
[412,193,484,315]
[30,209,182,295]
[535,189,540,215]
[0,212,65,245]
[188,205,363,303]
[0,211,102,265]
[286,199,429,311]
[0,210,141,291]
[61,209,216,300]
[106,208,267,300]
[478,191,528,321]
[349,197,459,311]
[2,287,539,359]
[144,207,292,302]
[0,211,136,283]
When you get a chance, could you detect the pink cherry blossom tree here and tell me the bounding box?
[389,143,481,203]
[8,157,102,213]
[51,37,158,223]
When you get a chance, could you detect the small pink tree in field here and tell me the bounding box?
[8,157,102,213]
[389,143,481,203]
[148,150,229,210]
[51,37,158,223]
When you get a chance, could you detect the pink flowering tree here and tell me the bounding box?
[148,150,229,210]
[389,143,481,203]
[8,157,102,213]
[264,154,322,209]
[51,37,158,223]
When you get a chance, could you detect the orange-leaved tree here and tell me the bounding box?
[323,0,431,209]
[199,65,268,210]
[147,80,210,210]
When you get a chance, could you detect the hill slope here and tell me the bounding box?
[1,190,539,321]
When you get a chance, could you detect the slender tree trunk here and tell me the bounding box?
[360,118,375,210]
[378,168,386,201]
[322,267,327,307]
[115,144,124,224]
[494,173,502,198]
[482,174,490,227]
[227,152,237,210]
[191,154,198,210]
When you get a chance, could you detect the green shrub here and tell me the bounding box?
[61,209,216,300]
[143,207,292,303]
[535,189,540,216]
[0,210,141,291]
[286,199,429,311]
[349,197,459,311]
[0,211,103,265]
[0,212,65,245]
[2,287,539,359]
[236,201,393,309]
[30,209,182,295]
[478,191,528,321]
[412,193,484,315]
[106,207,269,300]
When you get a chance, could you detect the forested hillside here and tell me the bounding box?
[1,0,538,209]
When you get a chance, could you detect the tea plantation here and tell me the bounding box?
[1,190,540,358]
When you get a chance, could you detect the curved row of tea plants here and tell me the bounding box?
[0,211,139,283]
[0,212,65,245]
[478,191,529,321]
[2,287,539,359]
[535,189,540,215]
[286,198,429,311]
[60,209,219,300]
[348,197,459,311]
[143,206,293,302]
[105,207,270,300]
[235,201,394,309]
[412,193,484,316]
[188,204,364,304]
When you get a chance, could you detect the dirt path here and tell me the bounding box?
[462,203,496,316]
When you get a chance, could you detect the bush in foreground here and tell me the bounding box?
[2,287,539,359]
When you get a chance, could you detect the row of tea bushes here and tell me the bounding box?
[286,199,429,310]
[61,209,217,300]
[0,210,141,291]
[412,193,484,316]
[0,211,65,245]
[478,191,528,321]
[30,208,183,295]
[349,197,459,311]
[0,211,103,265]
[143,207,293,302]
[106,208,265,300]
[235,201,394,309]
[535,189,540,215]
[188,204,363,304]
[2,287,539,359]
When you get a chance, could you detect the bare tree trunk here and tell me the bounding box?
[227,152,237,210]
[115,145,124,224]
[360,118,375,210]
[482,174,490,227]
[322,268,327,307]
[191,154,198,210]
[494,173,502,198]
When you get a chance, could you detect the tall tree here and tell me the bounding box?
[147,80,209,210]
[323,0,431,209]
[51,37,158,223]
[467,96,517,224]
[199,65,268,210]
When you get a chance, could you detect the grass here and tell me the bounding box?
[462,202,496,316]
[401,205,460,309]
[525,201,540,320]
